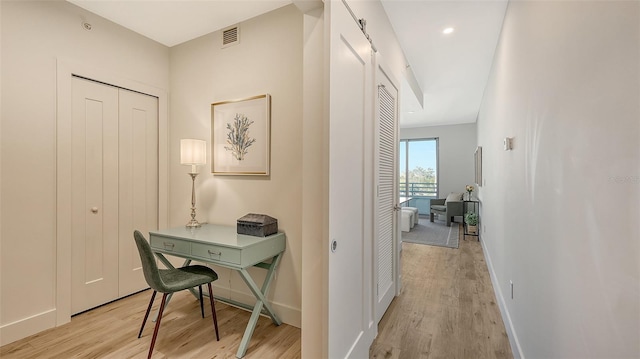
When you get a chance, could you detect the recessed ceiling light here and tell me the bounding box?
[442,27,454,35]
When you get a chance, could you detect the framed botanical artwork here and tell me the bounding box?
[211,94,271,175]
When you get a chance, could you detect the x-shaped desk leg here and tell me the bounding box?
[152,251,283,358]
[236,253,283,358]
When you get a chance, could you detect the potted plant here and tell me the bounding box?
[464,212,479,235]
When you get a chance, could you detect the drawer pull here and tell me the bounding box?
[163,242,175,250]
[208,250,222,257]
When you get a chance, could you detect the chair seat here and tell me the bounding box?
[158,265,218,293]
[431,205,446,212]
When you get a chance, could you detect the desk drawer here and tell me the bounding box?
[150,236,191,256]
[192,242,241,265]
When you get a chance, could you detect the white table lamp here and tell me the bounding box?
[180,139,206,227]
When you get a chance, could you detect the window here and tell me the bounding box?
[399,138,438,198]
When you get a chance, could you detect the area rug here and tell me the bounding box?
[402,217,460,249]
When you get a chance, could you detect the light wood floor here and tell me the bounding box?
[1,222,511,359]
[0,290,301,359]
[370,222,513,359]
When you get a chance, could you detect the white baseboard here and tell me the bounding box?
[213,284,301,328]
[0,309,57,346]
[480,237,524,359]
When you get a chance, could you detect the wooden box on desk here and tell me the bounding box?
[237,213,278,237]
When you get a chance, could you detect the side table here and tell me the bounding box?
[463,199,479,241]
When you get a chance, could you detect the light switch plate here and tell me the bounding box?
[503,137,513,151]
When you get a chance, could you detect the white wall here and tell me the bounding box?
[0,0,169,345]
[169,4,303,326]
[400,123,477,199]
[477,1,639,358]
[299,5,327,358]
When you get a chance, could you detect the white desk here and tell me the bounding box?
[149,224,286,358]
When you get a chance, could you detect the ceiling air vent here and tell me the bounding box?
[222,26,239,48]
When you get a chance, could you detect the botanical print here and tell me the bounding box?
[212,94,270,175]
[224,113,256,161]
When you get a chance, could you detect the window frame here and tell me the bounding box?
[399,137,439,198]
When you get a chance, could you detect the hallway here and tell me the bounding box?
[370,222,513,358]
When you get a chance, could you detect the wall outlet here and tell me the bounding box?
[510,280,514,299]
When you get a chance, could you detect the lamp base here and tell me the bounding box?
[185,219,202,228]
[186,173,201,228]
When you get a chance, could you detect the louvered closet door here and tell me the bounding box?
[376,69,398,323]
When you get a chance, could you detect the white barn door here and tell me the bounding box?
[374,65,399,323]
[327,1,376,357]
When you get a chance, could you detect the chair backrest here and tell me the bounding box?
[133,230,165,292]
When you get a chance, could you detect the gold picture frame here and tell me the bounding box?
[211,94,271,175]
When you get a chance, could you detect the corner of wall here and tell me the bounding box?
[301,4,328,358]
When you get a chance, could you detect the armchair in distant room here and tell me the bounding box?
[429,193,463,227]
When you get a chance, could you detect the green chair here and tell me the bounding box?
[429,193,464,227]
[134,230,220,358]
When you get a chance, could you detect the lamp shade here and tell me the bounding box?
[180,139,206,165]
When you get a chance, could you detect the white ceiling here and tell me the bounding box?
[381,0,508,128]
[68,0,292,47]
[67,0,507,128]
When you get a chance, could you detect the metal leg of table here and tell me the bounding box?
[235,254,283,358]
[153,252,283,358]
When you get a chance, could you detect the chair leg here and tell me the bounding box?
[430,212,434,222]
[199,285,204,319]
[148,292,168,359]
[138,290,157,338]
[207,283,220,341]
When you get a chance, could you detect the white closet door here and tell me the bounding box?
[118,89,158,296]
[327,1,376,357]
[375,68,399,323]
[71,77,159,314]
[71,77,119,314]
